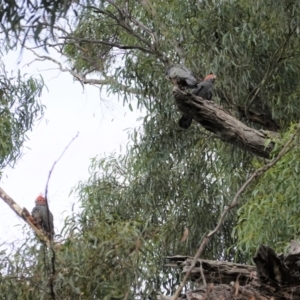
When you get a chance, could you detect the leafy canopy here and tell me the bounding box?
[0,59,44,169]
[1,0,300,299]
[0,0,75,47]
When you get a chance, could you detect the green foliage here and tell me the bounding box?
[0,146,247,299]
[3,0,300,298]
[0,0,75,47]
[59,0,300,293]
[0,218,141,299]
[63,0,300,129]
[68,143,249,297]
[236,125,300,258]
[0,60,44,168]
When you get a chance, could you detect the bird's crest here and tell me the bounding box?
[35,194,46,204]
[203,74,217,81]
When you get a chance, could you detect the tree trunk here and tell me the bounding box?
[173,88,279,158]
[161,244,300,300]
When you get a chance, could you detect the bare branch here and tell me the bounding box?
[43,133,78,300]
[24,46,141,95]
[93,1,156,52]
[168,244,300,299]
[172,122,300,300]
[60,36,154,54]
[44,132,79,201]
[199,261,206,286]
[166,255,256,285]
[0,187,50,246]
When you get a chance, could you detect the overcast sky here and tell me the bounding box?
[0,49,142,247]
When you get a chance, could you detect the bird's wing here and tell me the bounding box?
[167,65,189,78]
[186,75,198,87]
[178,65,191,74]
[42,209,54,230]
[193,81,214,100]
[166,65,198,87]
[192,83,204,95]
[201,81,214,100]
[32,206,42,224]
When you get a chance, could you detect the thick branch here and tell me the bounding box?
[173,88,277,158]
[166,256,257,285]
[0,187,50,246]
[172,122,300,300]
[218,91,280,131]
[165,244,300,300]
[237,105,280,132]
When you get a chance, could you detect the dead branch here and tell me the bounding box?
[44,132,79,300]
[166,255,257,285]
[172,122,300,300]
[44,132,79,200]
[0,187,50,246]
[173,88,279,158]
[166,243,300,299]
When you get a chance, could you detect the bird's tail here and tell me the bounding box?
[179,114,193,129]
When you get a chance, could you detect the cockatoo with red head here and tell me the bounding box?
[179,74,217,129]
[31,194,54,238]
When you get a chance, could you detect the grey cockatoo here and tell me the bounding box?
[179,74,217,129]
[32,194,54,237]
[166,64,199,89]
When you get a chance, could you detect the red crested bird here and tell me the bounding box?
[32,194,54,238]
[166,64,199,89]
[178,74,217,129]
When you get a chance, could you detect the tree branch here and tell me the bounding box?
[44,132,79,201]
[44,133,79,300]
[172,122,300,300]
[166,255,257,285]
[167,243,300,300]
[24,46,141,95]
[0,187,50,246]
[173,88,278,158]
[60,36,154,55]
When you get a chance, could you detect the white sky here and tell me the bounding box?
[0,49,142,246]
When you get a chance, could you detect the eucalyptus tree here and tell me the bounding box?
[0,0,75,47]
[53,0,300,255]
[1,0,300,299]
[0,60,44,169]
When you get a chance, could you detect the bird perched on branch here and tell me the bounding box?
[193,74,216,99]
[32,194,54,238]
[179,74,217,129]
[166,64,199,89]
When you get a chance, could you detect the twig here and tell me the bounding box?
[200,261,206,286]
[172,122,300,300]
[244,26,297,118]
[44,132,79,200]
[44,132,79,300]
[23,45,141,95]
[60,36,154,54]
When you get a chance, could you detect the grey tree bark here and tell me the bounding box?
[173,88,279,159]
[160,244,300,300]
